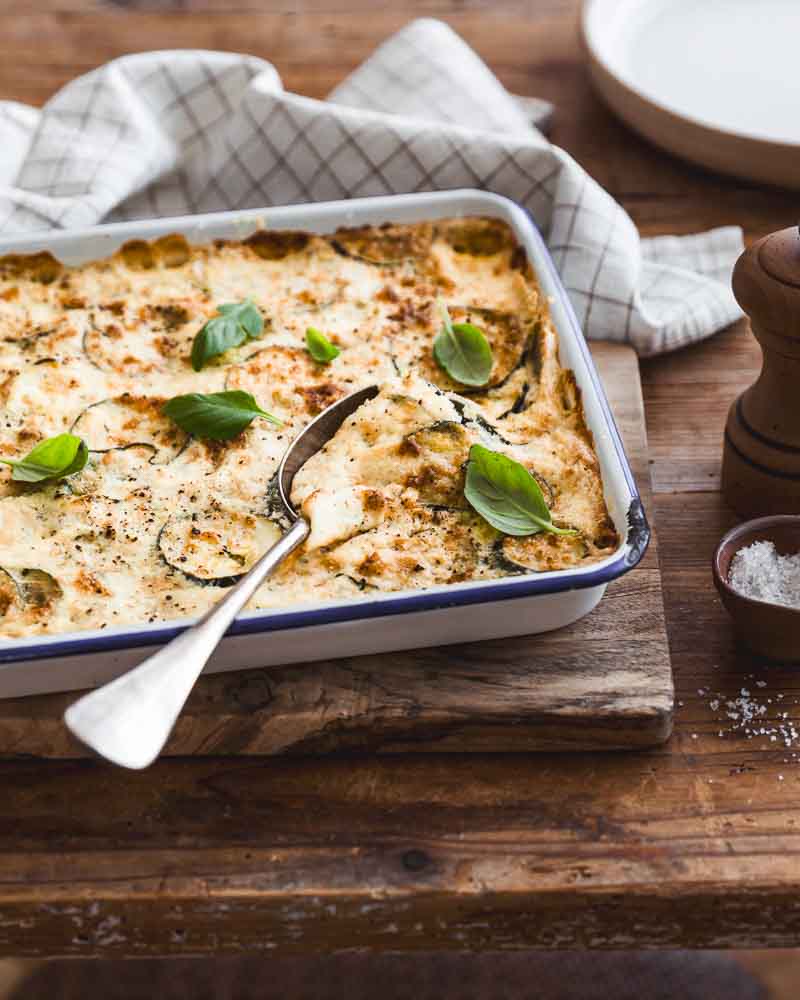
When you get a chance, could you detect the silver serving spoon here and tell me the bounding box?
[64,385,379,770]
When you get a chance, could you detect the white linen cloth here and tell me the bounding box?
[0,18,742,356]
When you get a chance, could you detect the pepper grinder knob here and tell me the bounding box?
[722,226,800,517]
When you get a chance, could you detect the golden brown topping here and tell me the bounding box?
[440,218,512,256]
[362,490,385,513]
[60,295,86,310]
[245,230,310,260]
[119,240,156,270]
[0,251,61,284]
[75,570,111,597]
[152,303,190,330]
[357,552,385,577]
[153,233,190,268]
[298,382,343,416]
[331,221,431,263]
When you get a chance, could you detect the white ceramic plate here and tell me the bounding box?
[582,0,800,188]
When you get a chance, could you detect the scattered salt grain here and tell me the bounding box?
[729,540,800,609]
[709,686,800,749]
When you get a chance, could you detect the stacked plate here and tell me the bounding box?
[582,0,800,189]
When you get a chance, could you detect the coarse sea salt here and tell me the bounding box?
[728,540,800,610]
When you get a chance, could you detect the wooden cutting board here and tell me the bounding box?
[0,342,672,757]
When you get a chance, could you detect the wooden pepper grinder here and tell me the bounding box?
[722,226,800,517]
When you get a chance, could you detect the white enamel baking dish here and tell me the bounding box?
[0,190,649,698]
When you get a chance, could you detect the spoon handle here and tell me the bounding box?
[64,517,310,769]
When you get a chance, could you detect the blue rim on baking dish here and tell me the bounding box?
[0,190,649,666]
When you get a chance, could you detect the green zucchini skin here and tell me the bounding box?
[7,326,60,355]
[423,503,469,513]
[405,419,469,448]
[264,471,292,530]
[329,239,407,266]
[450,399,515,447]
[157,518,245,588]
[489,538,529,576]
[81,324,106,372]
[335,573,378,592]
[498,381,530,420]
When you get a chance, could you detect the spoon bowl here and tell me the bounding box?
[65,384,379,769]
[278,384,378,519]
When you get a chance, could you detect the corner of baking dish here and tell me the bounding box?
[0,191,649,665]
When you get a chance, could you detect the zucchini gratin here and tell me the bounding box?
[0,217,618,639]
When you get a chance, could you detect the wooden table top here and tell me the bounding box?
[1,0,798,957]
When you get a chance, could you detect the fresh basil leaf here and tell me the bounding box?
[305,327,340,364]
[0,433,88,483]
[433,298,493,387]
[163,391,282,441]
[191,299,264,371]
[464,444,576,537]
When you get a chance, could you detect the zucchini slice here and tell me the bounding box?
[0,568,19,616]
[158,507,282,587]
[438,219,515,257]
[330,222,431,265]
[0,251,62,284]
[82,301,195,375]
[0,566,63,616]
[0,357,102,424]
[326,507,485,591]
[71,394,189,464]
[391,305,531,395]
[493,532,588,574]
[3,317,82,362]
[401,420,471,507]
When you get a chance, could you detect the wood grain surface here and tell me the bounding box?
[0,0,798,957]
[0,343,672,757]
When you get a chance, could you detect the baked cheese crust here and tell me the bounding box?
[0,218,618,639]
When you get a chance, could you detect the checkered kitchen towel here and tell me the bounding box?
[0,18,743,356]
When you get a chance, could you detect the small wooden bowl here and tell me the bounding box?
[712,516,800,662]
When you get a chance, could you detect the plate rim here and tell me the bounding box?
[581,0,800,188]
